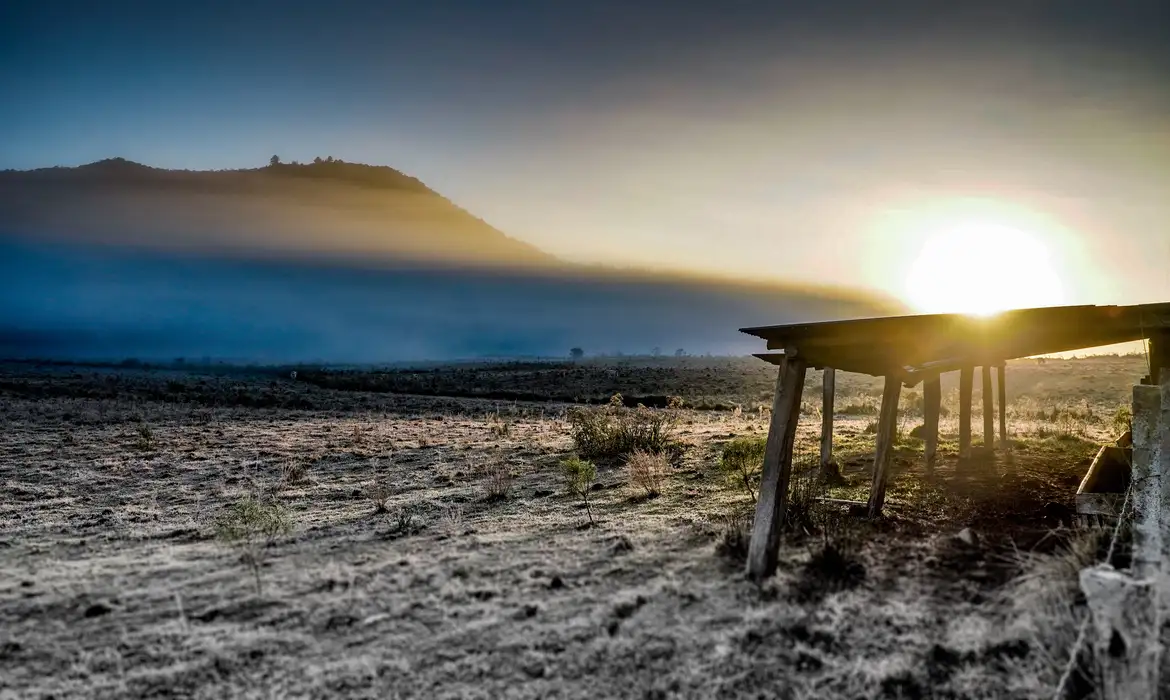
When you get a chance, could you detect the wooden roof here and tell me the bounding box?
[742,302,1170,379]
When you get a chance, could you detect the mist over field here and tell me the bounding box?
[0,235,891,364]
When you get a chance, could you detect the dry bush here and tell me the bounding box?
[389,503,421,535]
[568,393,680,461]
[133,422,155,451]
[626,449,669,498]
[481,459,513,502]
[719,437,767,502]
[214,494,293,595]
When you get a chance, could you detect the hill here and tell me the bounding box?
[0,158,554,269]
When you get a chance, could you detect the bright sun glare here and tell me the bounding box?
[905,222,1065,316]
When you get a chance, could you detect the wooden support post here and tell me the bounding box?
[867,374,902,518]
[981,365,994,448]
[997,363,1007,448]
[1151,333,1167,386]
[746,356,807,581]
[959,365,973,460]
[923,375,941,474]
[1079,565,1161,699]
[820,368,836,479]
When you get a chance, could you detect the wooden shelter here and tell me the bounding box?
[740,302,1170,581]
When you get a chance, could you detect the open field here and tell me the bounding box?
[1,355,1166,699]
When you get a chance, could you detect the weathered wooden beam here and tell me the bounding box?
[746,356,807,581]
[867,374,902,518]
[981,365,994,448]
[820,367,835,479]
[959,365,973,460]
[923,375,941,474]
[997,362,1007,447]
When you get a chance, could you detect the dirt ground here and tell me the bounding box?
[0,355,1165,699]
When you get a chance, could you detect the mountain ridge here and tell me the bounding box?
[0,157,554,268]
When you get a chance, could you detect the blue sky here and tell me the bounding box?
[3,1,1170,304]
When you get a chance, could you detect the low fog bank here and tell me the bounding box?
[0,237,893,364]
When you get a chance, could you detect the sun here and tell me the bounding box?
[904,221,1065,315]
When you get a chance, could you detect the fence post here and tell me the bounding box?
[1079,380,1168,699]
[1079,565,1161,699]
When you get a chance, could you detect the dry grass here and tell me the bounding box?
[0,355,1163,699]
[625,449,669,498]
[479,457,514,502]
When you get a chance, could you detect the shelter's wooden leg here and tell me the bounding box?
[746,357,807,581]
[982,365,994,448]
[959,366,973,461]
[867,374,902,518]
[997,363,1008,448]
[923,375,941,474]
[820,368,836,480]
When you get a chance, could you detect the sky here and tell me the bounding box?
[3,0,1170,309]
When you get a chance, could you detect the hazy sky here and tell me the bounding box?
[4,1,1170,307]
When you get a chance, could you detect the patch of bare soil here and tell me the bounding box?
[0,359,1159,699]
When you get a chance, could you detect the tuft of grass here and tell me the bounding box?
[214,494,293,595]
[1003,527,1113,694]
[783,471,827,536]
[440,504,464,536]
[487,411,512,439]
[365,479,393,514]
[560,455,597,526]
[719,437,767,502]
[567,394,681,461]
[281,462,308,485]
[481,459,514,502]
[625,449,669,498]
[714,512,752,563]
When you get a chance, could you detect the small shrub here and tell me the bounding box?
[1110,404,1132,437]
[482,459,513,502]
[626,449,669,498]
[390,503,421,535]
[568,395,680,461]
[560,456,597,526]
[134,422,155,451]
[214,494,293,595]
[720,437,767,502]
